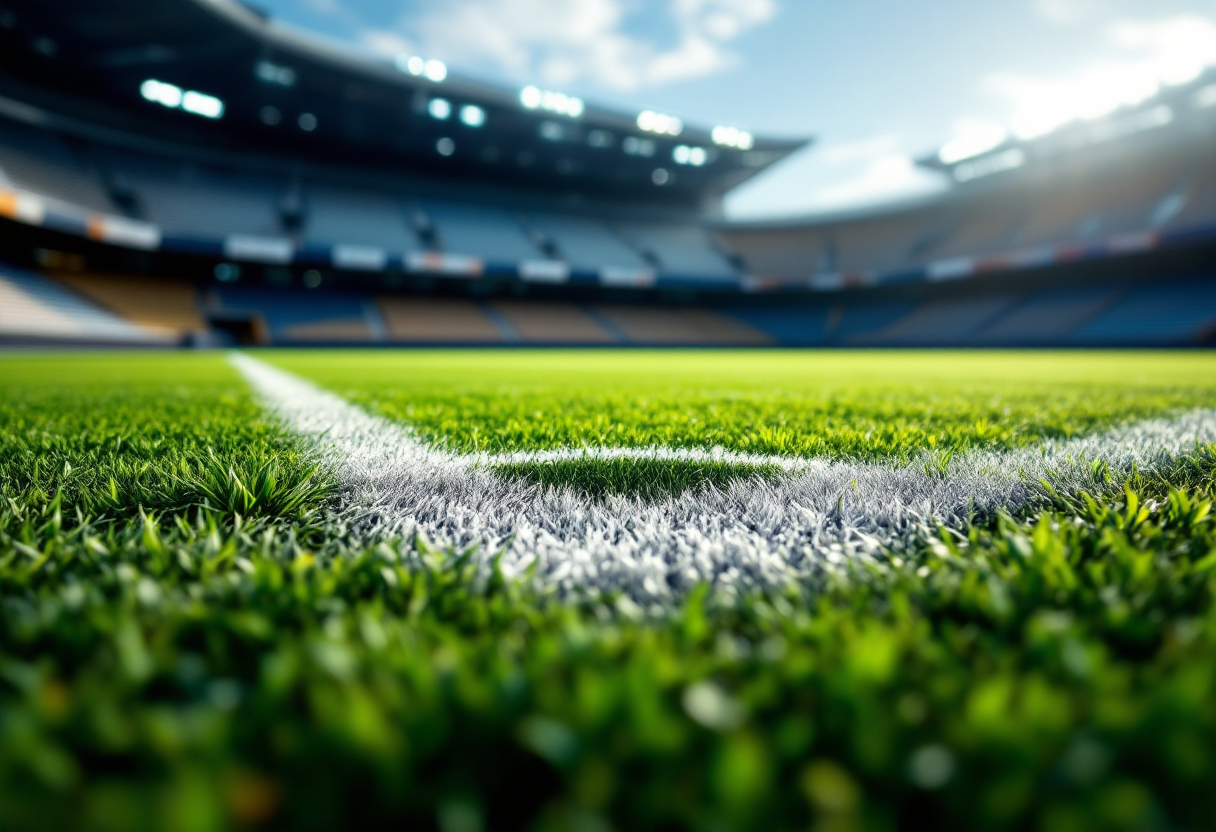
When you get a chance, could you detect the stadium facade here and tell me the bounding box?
[0,0,1214,347]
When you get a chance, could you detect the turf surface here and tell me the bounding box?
[2,349,1216,832]
[267,350,1216,496]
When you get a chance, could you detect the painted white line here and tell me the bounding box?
[230,353,1216,602]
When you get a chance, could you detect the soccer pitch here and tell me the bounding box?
[3,349,1216,831]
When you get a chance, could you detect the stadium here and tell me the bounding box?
[2,1,1216,830]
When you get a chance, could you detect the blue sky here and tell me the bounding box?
[255,0,1216,219]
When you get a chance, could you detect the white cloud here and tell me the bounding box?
[985,14,1216,139]
[363,0,777,92]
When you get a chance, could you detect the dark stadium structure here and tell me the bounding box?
[1,0,1214,347]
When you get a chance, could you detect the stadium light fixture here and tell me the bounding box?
[141,79,224,119]
[938,125,1008,165]
[637,110,683,137]
[428,98,452,120]
[182,91,224,119]
[672,145,708,166]
[396,54,447,82]
[519,86,584,118]
[711,126,754,150]
[141,79,183,108]
[459,104,486,127]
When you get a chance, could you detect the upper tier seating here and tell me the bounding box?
[303,184,416,249]
[525,213,649,272]
[419,200,541,263]
[95,149,287,239]
[0,120,115,213]
[614,223,737,279]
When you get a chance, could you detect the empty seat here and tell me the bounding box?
[0,119,114,212]
[614,223,737,279]
[727,306,833,345]
[865,295,1018,345]
[304,184,414,248]
[975,286,1122,344]
[378,297,505,342]
[419,200,540,263]
[525,213,648,271]
[932,199,1030,260]
[210,286,374,341]
[491,301,617,343]
[52,273,206,337]
[593,306,769,344]
[1071,280,1216,345]
[96,150,286,239]
[830,302,916,340]
[0,263,155,341]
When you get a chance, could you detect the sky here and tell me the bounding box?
[252,0,1216,220]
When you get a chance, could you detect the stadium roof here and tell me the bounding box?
[918,68,1216,187]
[0,0,809,202]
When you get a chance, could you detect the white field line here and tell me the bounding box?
[230,353,1216,602]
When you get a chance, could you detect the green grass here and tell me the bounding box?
[266,350,1216,460]
[0,354,332,520]
[3,349,1216,832]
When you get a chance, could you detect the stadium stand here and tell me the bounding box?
[726,307,834,346]
[95,150,290,241]
[926,197,1029,263]
[302,184,415,251]
[593,306,770,345]
[51,273,207,339]
[490,301,618,344]
[615,223,738,279]
[832,302,918,341]
[863,295,1020,346]
[973,286,1125,345]
[0,262,159,342]
[419,201,543,264]
[0,120,115,214]
[207,286,378,343]
[2,0,1216,347]
[524,213,650,273]
[1071,280,1216,346]
[377,297,506,344]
